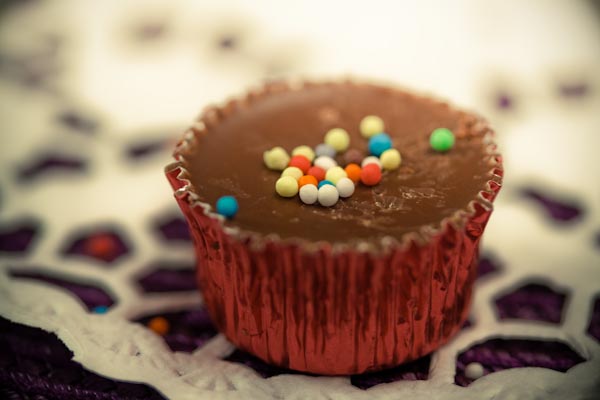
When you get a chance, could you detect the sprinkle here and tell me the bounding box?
[344,148,363,165]
[318,179,334,188]
[216,196,239,218]
[148,316,170,336]
[360,115,385,138]
[292,145,315,162]
[281,166,303,181]
[336,177,355,198]
[430,127,455,152]
[307,166,326,181]
[465,362,485,380]
[361,156,382,169]
[313,155,337,171]
[92,305,108,314]
[263,146,290,171]
[344,163,362,183]
[318,184,339,207]
[288,154,311,174]
[298,175,318,188]
[368,133,392,156]
[325,166,348,184]
[315,143,336,158]
[324,128,350,152]
[380,148,402,170]
[299,184,318,204]
[275,176,299,197]
[360,163,382,186]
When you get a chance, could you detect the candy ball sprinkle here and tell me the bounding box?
[344,163,362,183]
[315,143,336,158]
[288,154,311,174]
[263,146,290,171]
[292,145,315,162]
[430,127,455,152]
[281,166,303,181]
[275,176,299,197]
[298,175,318,188]
[360,115,385,138]
[360,163,382,186]
[336,177,355,198]
[344,148,363,165]
[318,179,334,188]
[216,195,239,218]
[307,166,326,181]
[318,184,339,207]
[299,184,318,204]
[314,155,337,171]
[324,128,350,152]
[361,156,382,169]
[380,148,402,170]
[368,133,393,156]
[325,166,348,184]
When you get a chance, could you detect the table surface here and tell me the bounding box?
[1,1,599,399]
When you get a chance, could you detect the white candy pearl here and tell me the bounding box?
[317,184,339,207]
[299,184,318,205]
[314,156,338,171]
[465,362,484,380]
[336,177,355,198]
[361,155,382,169]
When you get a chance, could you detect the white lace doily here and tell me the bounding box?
[1,1,600,399]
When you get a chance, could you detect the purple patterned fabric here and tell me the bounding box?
[136,262,196,293]
[559,82,590,98]
[57,111,98,134]
[477,254,502,278]
[520,188,583,222]
[134,309,218,353]
[495,283,567,324]
[62,229,131,264]
[350,356,430,389]
[455,338,586,387]
[0,317,165,400]
[587,296,600,342]
[224,350,300,379]
[0,220,40,253]
[17,155,87,182]
[126,139,169,160]
[153,215,191,242]
[496,93,513,110]
[9,268,115,311]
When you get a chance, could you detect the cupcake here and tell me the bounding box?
[165,80,503,375]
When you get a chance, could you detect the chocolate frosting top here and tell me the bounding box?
[182,81,498,246]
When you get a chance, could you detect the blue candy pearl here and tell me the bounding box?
[93,305,108,314]
[368,133,392,156]
[318,180,334,189]
[216,196,239,218]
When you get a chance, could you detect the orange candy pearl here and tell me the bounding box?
[298,175,318,188]
[148,316,170,336]
[360,163,382,186]
[344,163,362,183]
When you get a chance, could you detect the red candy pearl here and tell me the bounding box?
[289,155,311,174]
[360,164,382,186]
[307,166,326,181]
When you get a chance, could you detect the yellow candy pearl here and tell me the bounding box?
[275,176,299,197]
[291,145,315,162]
[324,128,350,152]
[360,115,384,138]
[263,146,290,171]
[380,148,402,170]
[281,166,303,181]
[325,166,347,184]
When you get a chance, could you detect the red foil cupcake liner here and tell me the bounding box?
[165,80,503,375]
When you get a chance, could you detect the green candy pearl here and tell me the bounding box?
[430,128,455,152]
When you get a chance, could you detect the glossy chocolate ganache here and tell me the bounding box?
[184,82,498,245]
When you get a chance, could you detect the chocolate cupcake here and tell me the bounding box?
[165,80,503,375]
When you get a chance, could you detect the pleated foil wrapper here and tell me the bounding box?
[165,80,503,375]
